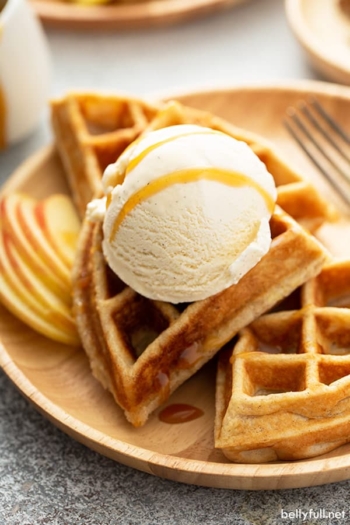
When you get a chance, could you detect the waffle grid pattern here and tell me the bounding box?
[215,260,350,463]
[51,93,160,217]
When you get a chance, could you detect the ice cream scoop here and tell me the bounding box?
[89,124,277,303]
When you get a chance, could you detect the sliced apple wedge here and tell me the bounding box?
[16,195,71,286]
[0,194,69,300]
[0,191,82,346]
[0,229,50,316]
[0,229,80,346]
[0,273,80,346]
[3,230,74,319]
[35,194,81,268]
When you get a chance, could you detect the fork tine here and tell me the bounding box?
[300,102,350,164]
[286,107,350,185]
[310,98,350,145]
[284,102,350,208]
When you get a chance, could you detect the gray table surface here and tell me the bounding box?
[1,0,350,523]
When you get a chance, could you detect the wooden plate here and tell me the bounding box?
[285,0,350,85]
[30,0,248,30]
[2,81,350,490]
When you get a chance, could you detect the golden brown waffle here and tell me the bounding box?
[215,259,350,463]
[72,207,328,427]
[51,93,160,217]
[51,94,335,230]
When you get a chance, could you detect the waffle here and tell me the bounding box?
[51,93,335,230]
[72,207,328,427]
[215,259,350,463]
[51,93,160,217]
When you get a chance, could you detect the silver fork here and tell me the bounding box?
[283,98,350,207]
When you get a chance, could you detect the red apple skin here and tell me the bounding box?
[35,194,80,268]
[0,271,80,346]
[16,196,71,286]
[1,229,77,333]
[0,195,68,299]
[0,193,81,346]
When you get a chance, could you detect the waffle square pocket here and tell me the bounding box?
[215,260,350,463]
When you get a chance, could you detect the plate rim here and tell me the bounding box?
[2,79,350,489]
[2,338,350,488]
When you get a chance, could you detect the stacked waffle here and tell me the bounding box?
[51,92,346,461]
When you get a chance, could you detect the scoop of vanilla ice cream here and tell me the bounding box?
[97,124,277,303]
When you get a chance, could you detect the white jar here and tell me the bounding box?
[0,0,51,148]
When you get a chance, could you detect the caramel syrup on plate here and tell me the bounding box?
[158,403,204,424]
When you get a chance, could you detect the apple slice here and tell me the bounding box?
[0,273,80,346]
[0,229,48,316]
[0,194,69,300]
[3,229,74,319]
[16,195,71,286]
[35,194,81,268]
[0,230,80,346]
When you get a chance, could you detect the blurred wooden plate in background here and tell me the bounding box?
[286,0,350,85]
[30,0,249,30]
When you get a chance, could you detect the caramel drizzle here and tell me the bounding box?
[125,129,223,176]
[109,167,275,242]
[107,128,274,240]
[105,128,223,190]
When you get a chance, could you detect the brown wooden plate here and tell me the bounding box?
[2,81,350,490]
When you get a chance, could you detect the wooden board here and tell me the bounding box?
[30,0,248,30]
[2,81,350,490]
[285,0,350,85]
